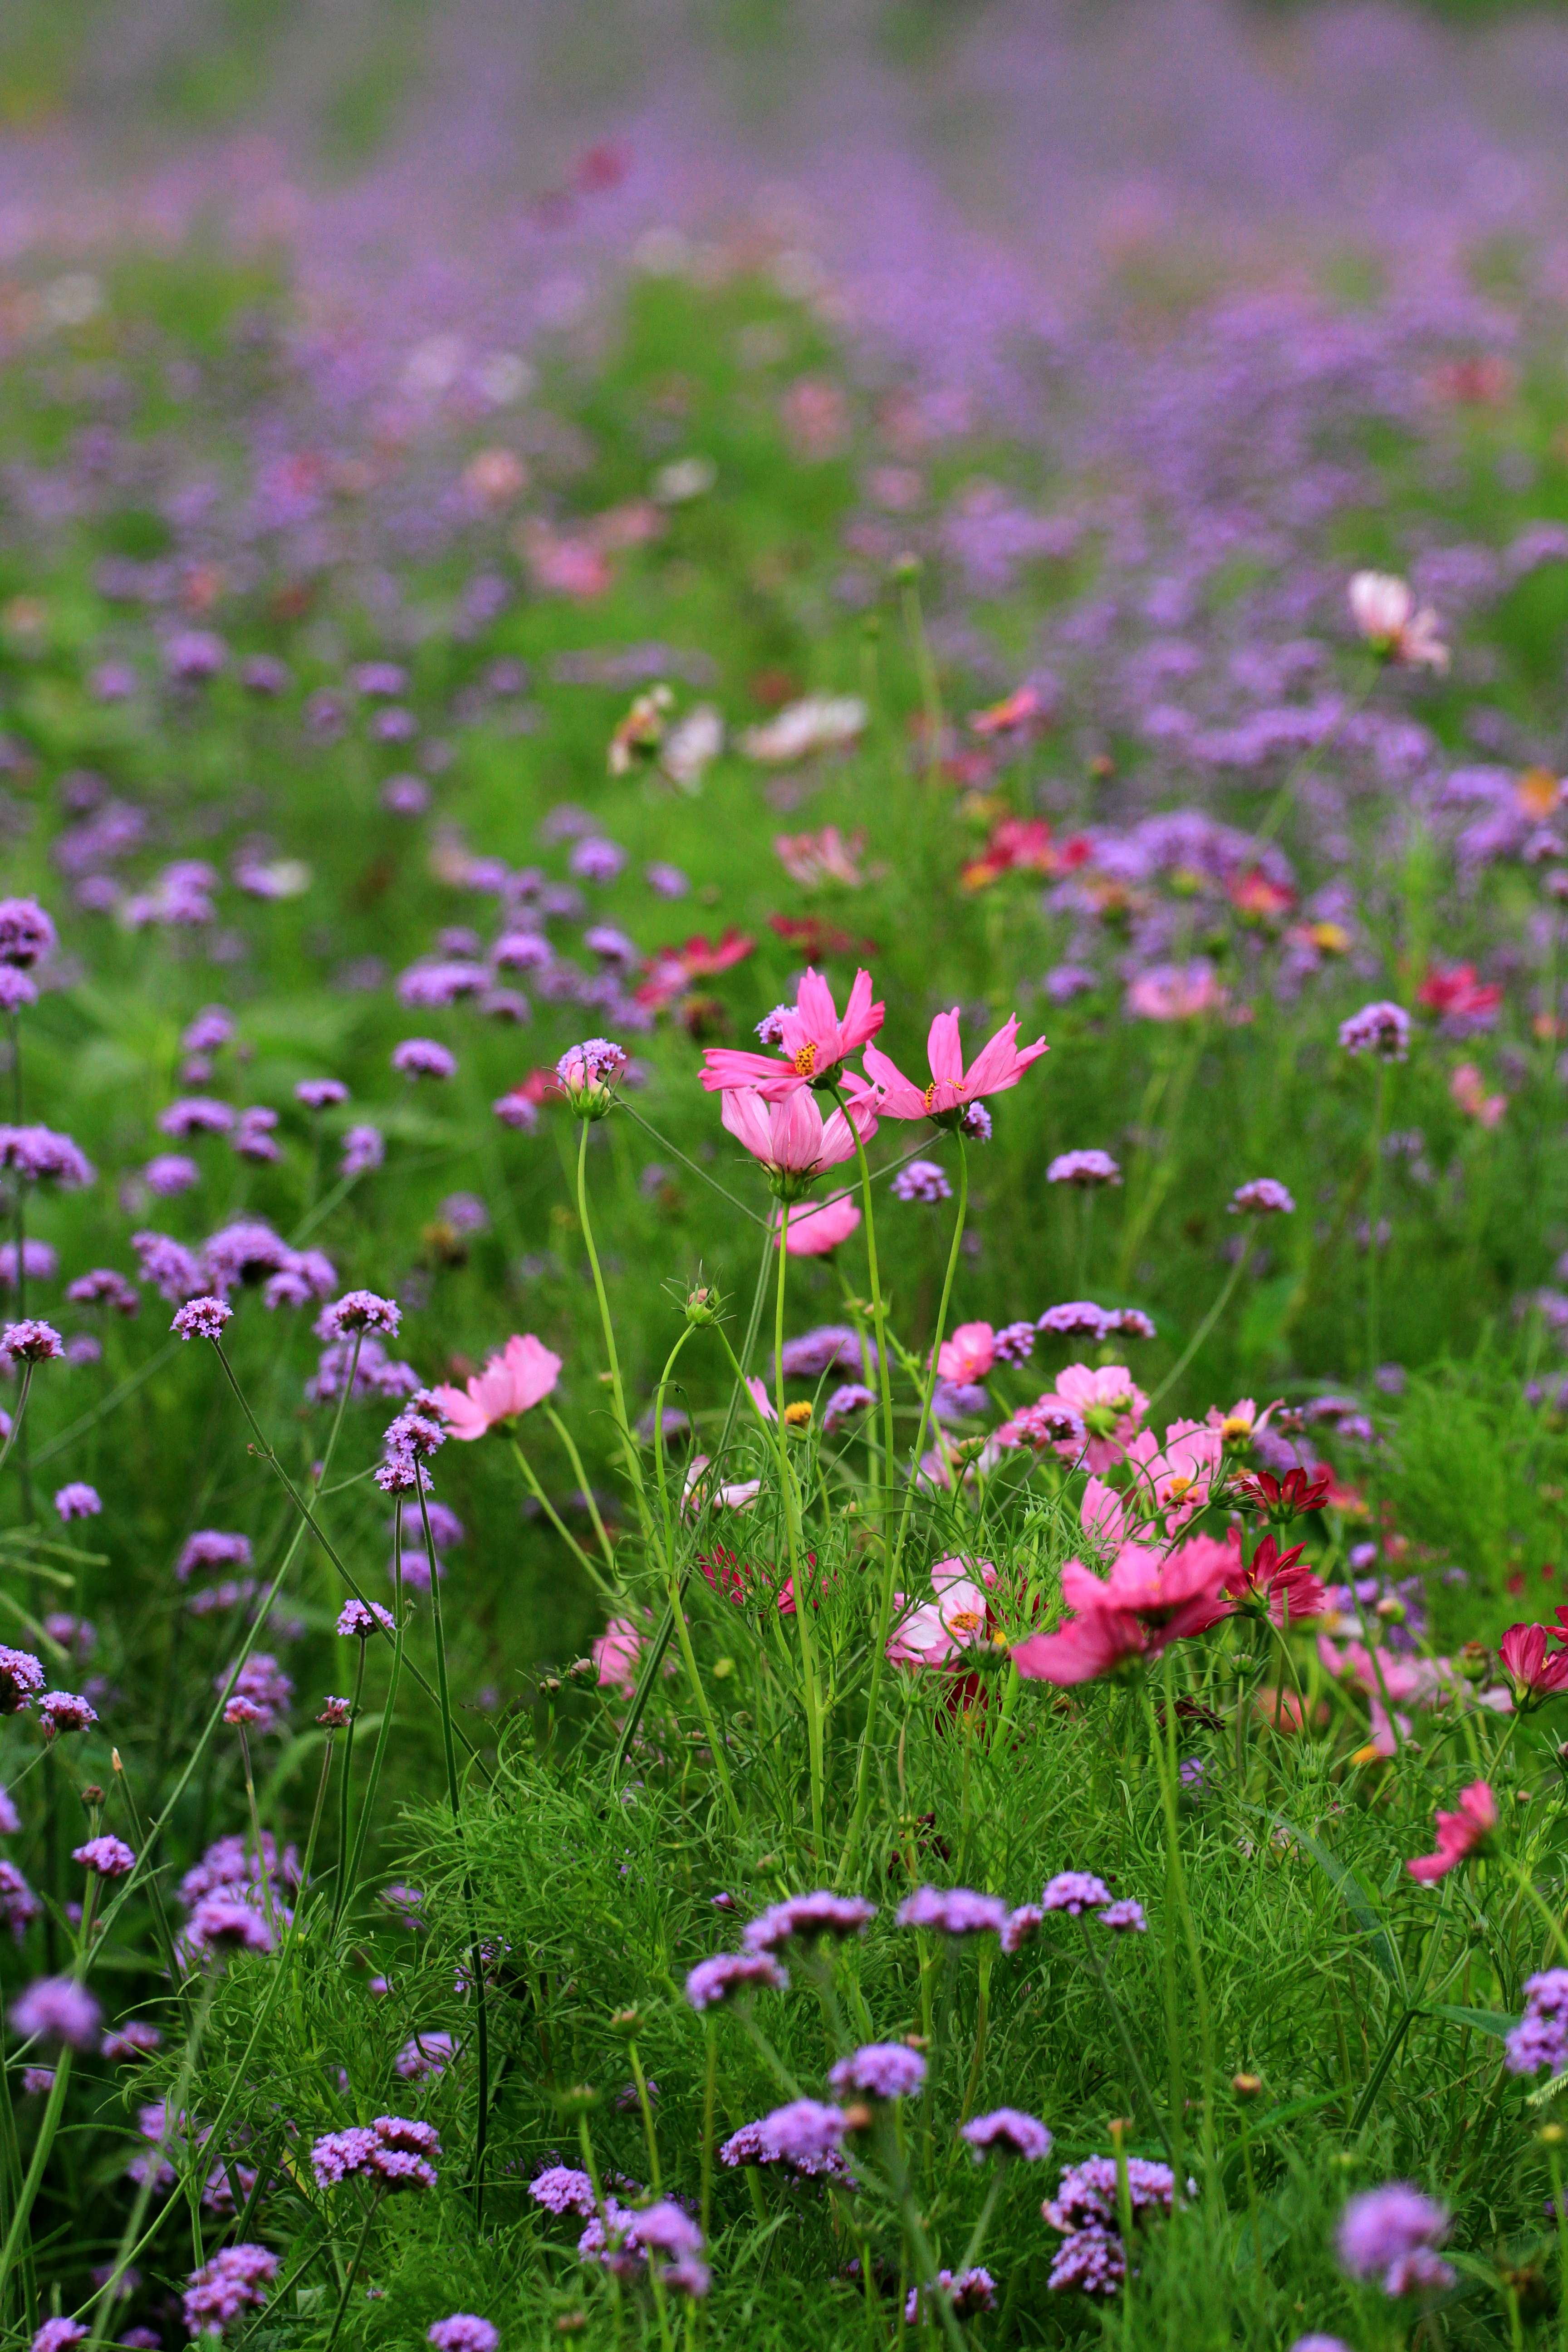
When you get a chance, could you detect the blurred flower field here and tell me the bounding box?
[7,4,1568,2345]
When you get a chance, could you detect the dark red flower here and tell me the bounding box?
[1233,1466,1333,1522]
[1500,1622,1568,1700]
[1220,1530,1326,1627]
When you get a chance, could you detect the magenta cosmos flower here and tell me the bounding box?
[1007,1362,1147,1475]
[1012,1537,1233,1688]
[428,1334,562,1440]
[701,967,883,1099]
[721,1088,877,1202]
[1406,1781,1496,1882]
[858,1009,1046,1127]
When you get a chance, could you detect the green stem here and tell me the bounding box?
[1147,1237,1253,1413]
[775,1200,825,1853]
[330,1640,370,1933]
[510,1439,619,1604]
[321,2190,381,2352]
[576,1119,652,1541]
[544,1404,617,1578]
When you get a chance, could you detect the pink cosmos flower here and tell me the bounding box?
[1406,1781,1496,1882]
[1125,960,1227,1022]
[593,1618,642,1695]
[887,1558,997,1668]
[772,1194,861,1256]
[1205,1396,1278,1448]
[938,1322,995,1383]
[1348,571,1450,672]
[1316,1638,1463,1755]
[1029,1363,1147,1474]
[857,1009,1047,1127]
[1450,1063,1506,1128]
[1012,1535,1232,1687]
[720,1088,877,1201]
[429,1334,562,1440]
[701,969,883,1099]
[1121,1419,1222,1531]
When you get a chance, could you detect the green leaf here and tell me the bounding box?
[1427,2003,1520,2041]
[1277,1814,1405,1991]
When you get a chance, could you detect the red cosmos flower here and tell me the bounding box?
[1415,961,1502,1027]
[961,819,1060,892]
[1220,1530,1327,1627]
[857,1009,1048,1127]
[636,928,755,1014]
[1499,1622,1568,1702]
[1011,1536,1232,1688]
[701,968,884,1099]
[1233,1466,1334,1522]
[767,915,876,960]
[1406,1781,1497,1882]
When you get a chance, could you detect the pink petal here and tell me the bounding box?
[859,1043,929,1119]
[926,1009,966,1088]
[720,1088,775,1162]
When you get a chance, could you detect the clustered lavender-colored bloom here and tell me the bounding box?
[1336,2183,1454,2295]
[0,1126,94,1187]
[779,1325,871,1380]
[684,1950,790,2010]
[742,1891,877,1952]
[30,2319,85,2352]
[890,1159,951,1204]
[392,1038,458,1081]
[396,2030,456,2079]
[216,1654,291,1734]
[1046,1148,1121,1187]
[311,2115,440,2192]
[828,2043,927,2101]
[185,1897,275,1958]
[1000,1903,1044,1954]
[1046,2154,1178,2231]
[906,2269,996,2322]
[557,1036,627,1115]
[427,2319,499,2352]
[823,1383,876,1433]
[341,1123,385,1176]
[0,1650,44,1714]
[296,1078,348,1111]
[1230,1177,1296,1215]
[3,1321,63,1362]
[53,1484,101,1521]
[316,1290,401,1340]
[529,2165,598,2217]
[721,2100,848,2175]
[65,1269,139,1315]
[961,2108,1052,2161]
[1042,1872,1112,1916]
[1339,1001,1411,1061]
[0,899,55,970]
[11,1976,103,2049]
[1048,2226,1127,2296]
[74,1837,135,1879]
[993,1319,1036,1364]
[182,2243,278,2336]
[1505,1970,1568,2077]
[172,1297,231,1341]
[102,2019,162,2063]
[0,1860,40,1938]
[39,1692,97,1737]
[1100,1898,1147,1933]
[176,1531,251,1583]
[896,1885,1008,1936]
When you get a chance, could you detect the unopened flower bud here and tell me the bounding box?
[610,2007,644,2037]
[685,1284,720,1326]
[1456,1640,1490,1682]
[555,2083,601,2113]
[79,1784,104,1807]
[841,2102,874,2134]
[1231,2073,1263,2100]
[784,1400,813,1431]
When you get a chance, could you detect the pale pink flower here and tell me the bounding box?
[858,1009,1046,1127]
[701,968,883,1099]
[720,1088,877,1200]
[1450,1063,1505,1128]
[682,1457,762,1514]
[887,1559,997,1668]
[1348,571,1449,672]
[593,1618,643,1695]
[1034,1364,1147,1474]
[1406,1781,1496,1882]
[429,1334,562,1440]
[1122,1420,1222,1531]
[1125,960,1227,1022]
[772,1194,861,1256]
[1205,1396,1278,1448]
[938,1322,995,1383]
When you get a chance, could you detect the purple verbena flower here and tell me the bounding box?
[3,1322,63,1362]
[961,2108,1052,2162]
[1230,1178,1295,1216]
[828,2043,927,2101]
[39,1692,97,1736]
[906,2269,996,2322]
[1336,2183,1454,2296]
[392,1039,457,1082]
[1047,1150,1121,1187]
[891,1160,951,1204]
[11,1975,102,2048]
[1001,1904,1044,1954]
[529,2165,597,2217]
[684,1951,789,2010]
[427,2320,498,2352]
[74,1837,135,1878]
[1339,1002,1411,1062]
[172,1298,231,1341]
[1101,1899,1147,1933]
[1506,1969,1568,2076]
[53,1484,101,1521]
[742,1891,876,1952]
[0,902,55,970]
[896,1886,1008,1936]
[1048,2226,1126,2296]
[1042,1872,1112,1916]
[182,2243,278,2336]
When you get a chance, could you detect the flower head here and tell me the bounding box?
[1406,1781,1496,1882]
[529,2165,597,2217]
[896,1886,1008,1936]
[828,2043,927,2101]
[74,1837,134,1878]
[316,1291,401,1340]
[1048,1149,1120,1188]
[1042,1872,1111,1916]
[742,1891,876,1952]
[1336,2181,1454,2294]
[172,1298,231,1342]
[182,2244,278,2337]
[961,2108,1052,2162]
[39,1692,97,1736]
[0,901,54,970]
[1339,1001,1411,1061]
[3,1321,62,1363]
[0,1650,44,1714]
[1348,572,1449,672]
[429,1334,562,1439]
[721,1088,877,1203]
[892,1159,951,1204]
[11,1976,102,2048]
[858,1009,1047,1128]
[52,1484,101,1522]
[906,2270,996,2322]
[701,969,882,1099]
[1499,1622,1568,1703]
[774,1193,861,1255]
[937,1322,995,1383]
[557,1038,628,1117]
[1506,1969,1568,2077]
[427,2320,498,2352]
[1230,1178,1295,1216]
[392,1039,457,1082]
[685,1951,790,2010]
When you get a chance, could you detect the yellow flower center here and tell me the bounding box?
[793,1041,818,1076]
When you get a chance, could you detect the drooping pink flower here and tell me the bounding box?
[1012,1535,1233,1687]
[772,1193,861,1256]
[1125,960,1227,1022]
[1406,1782,1497,1882]
[429,1334,562,1440]
[937,1322,995,1383]
[1348,572,1449,673]
[887,1559,997,1668]
[720,1088,877,1200]
[1011,1605,1149,1686]
[701,968,883,1099]
[1499,1622,1568,1701]
[858,1009,1046,1127]
[593,1618,643,1695]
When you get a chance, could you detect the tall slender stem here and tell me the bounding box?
[774,1201,824,1851]
[575,1120,652,1541]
